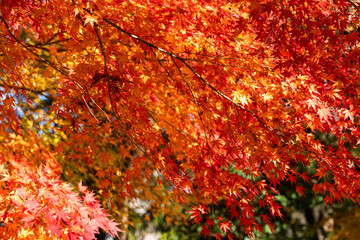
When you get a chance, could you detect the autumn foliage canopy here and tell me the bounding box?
[1,0,360,239]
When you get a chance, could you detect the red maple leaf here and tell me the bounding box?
[78,180,88,193]
[296,186,306,196]
[46,221,62,237]
[229,207,239,219]
[201,225,211,238]
[258,199,266,209]
[219,220,232,233]
[317,106,332,121]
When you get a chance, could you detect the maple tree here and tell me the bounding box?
[1,0,360,238]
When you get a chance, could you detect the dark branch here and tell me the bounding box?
[0,15,108,122]
[348,0,360,12]
[95,25,119,120]
[103,18,277,135]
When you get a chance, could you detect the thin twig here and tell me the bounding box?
[0,82,53,95]
[95,25,119,120]
[348,0,360,12]
[150,48,175,82]
[171,56,210,156]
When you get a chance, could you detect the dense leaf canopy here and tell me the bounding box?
[0,0,360,238]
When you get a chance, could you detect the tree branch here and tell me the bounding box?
[0,82,53,96]
[103,18,277,135]
[0,15,109,123]
[95,25,119,121]
[348,0,360,12]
